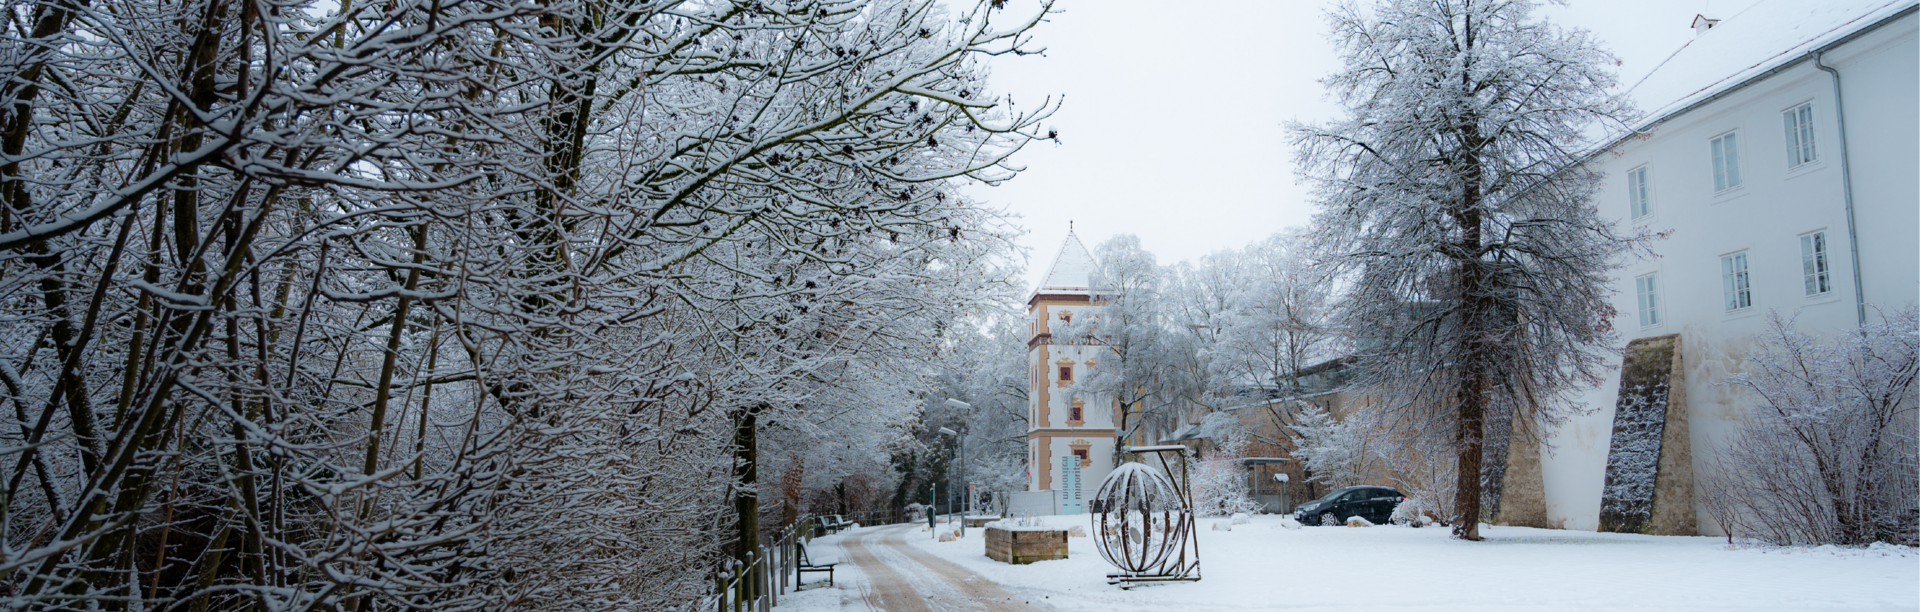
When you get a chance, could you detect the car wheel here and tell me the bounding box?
[1320,512,1337,527]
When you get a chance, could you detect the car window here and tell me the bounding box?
[1371,489,1399,499]
[1340,490,1367,502]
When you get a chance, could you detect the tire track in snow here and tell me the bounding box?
[841,527,931,612]
[845,524,1048,612]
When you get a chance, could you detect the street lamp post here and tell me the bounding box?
[943,398,974,519]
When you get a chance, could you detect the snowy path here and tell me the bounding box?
[775,524,1054,612]
[844,524,1050,611]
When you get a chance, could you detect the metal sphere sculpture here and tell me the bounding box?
[1092,462,1192,574]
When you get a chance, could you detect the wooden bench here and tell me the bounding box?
[794,544,833,587]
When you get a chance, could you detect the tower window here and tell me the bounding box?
[1068,403,1083,422]
[1059,366,1072,382]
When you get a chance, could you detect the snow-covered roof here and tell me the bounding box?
[1032,230,1097,297]
[1624,0,1915,132]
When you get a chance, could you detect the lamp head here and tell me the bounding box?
[938,427,958,437]
[944,398,972,410]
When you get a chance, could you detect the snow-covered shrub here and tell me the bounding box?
[1068,525,1088,538]
[1704,308,1919,546]
[1212,521,1233,531]
[1232,512,1252,525]
[1278,516,1304,530]
[1392,496,1446,527]
[1346,516,1374,527]
[1192,457,1264,517]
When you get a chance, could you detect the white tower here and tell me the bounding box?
[1026,231,1119,510]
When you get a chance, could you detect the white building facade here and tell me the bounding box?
[1540,0,1919,533]
[1025,232,1120,509]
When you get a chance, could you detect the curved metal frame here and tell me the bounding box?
[1092,463,1188,572]
[1091,449,1202,586]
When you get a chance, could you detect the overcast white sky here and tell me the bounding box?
[964,0,1762,291]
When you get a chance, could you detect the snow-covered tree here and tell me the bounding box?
[1291,0,1639,540]
[0,0,1057,608]
[1220,230,1339,398]
[917,311,1033,507]
[1288,403,1386,490]
[1057,235,1192,461]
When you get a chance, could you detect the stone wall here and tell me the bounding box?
[1598,334,1696,535]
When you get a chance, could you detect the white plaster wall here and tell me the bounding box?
[1542,15,1918,533]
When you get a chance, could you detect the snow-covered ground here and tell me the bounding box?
[896,515,1919,612]
[774,527,877,612]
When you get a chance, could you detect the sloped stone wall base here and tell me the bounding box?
[1598,334,1696,535]
[1496,413,1550,528]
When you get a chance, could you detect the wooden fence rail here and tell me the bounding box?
[708,509,915,612]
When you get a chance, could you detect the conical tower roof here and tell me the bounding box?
[1032,230,1097,300]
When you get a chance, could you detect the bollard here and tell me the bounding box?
[760,554,771,612]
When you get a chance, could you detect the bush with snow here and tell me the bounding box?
[1346,516,1375,528]
[1277,516,1304,530]
[1703,308,1919,546]
[1212,521,1233,532]
[1392,496,1446,527]
[1192,457,1264,517]
[1231,512,1252,525]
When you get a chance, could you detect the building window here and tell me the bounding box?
[1711,131,1742,192]
[1058,366,1072,382]
[1721,252,1752,311]
[1072,449,1088,464]
[1067,398,1084,425]
[1783,103,1816,168]
[1800,231,1831,296]
[1059,311,1072,324]
[1628,165,1651,219]
[1635,272,1661,327]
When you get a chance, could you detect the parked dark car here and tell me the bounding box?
[1292,485,1405,526]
